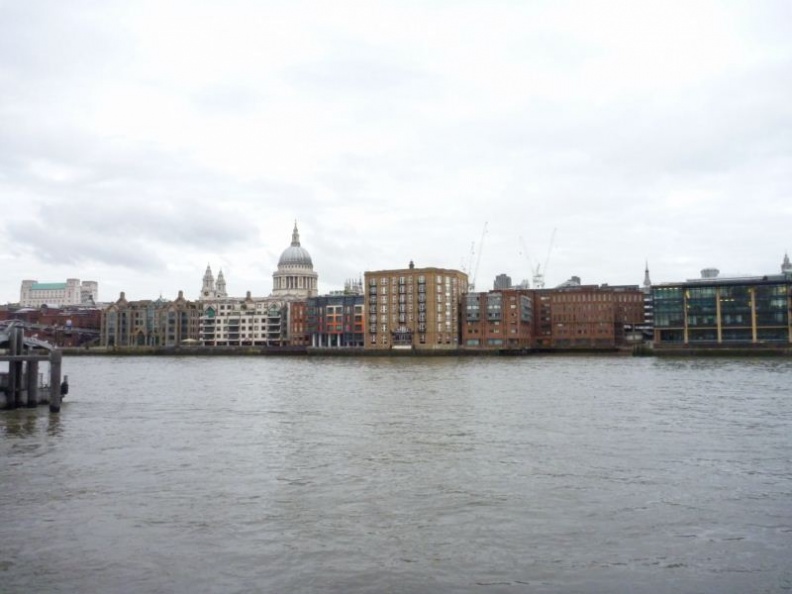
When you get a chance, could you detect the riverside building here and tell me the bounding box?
[364,263,467,350]
[197,221,319,347]
[463,289,533,349]
[653,262,792,347]
[543,284,645,348]
[306,294,365,348]
[199,292,289,347]
[101,291,200,347]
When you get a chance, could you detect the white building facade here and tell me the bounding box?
[199,292,289,347]
[196,221,318,347]
[20,279,98,307]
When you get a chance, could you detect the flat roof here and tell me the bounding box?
[655,274,791,288]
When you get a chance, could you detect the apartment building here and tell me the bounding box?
[364,263,467,350]
[199,292,288,347]
[307,294,365,348]
[288,301,309,347]
[462,289,533,349]
[101,291,200,347]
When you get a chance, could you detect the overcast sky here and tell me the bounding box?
[1,0,790,303]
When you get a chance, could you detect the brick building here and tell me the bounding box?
[101,291,200,347]
[364,263,467,350]
[306,294,365,348]
[0,305,101,347]
[462,289,533,349]
[288,301,309,347]
[539,285,645,348]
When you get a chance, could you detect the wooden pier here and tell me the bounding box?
[1,323,64,412]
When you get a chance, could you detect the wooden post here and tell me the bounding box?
[15,328,25,407]
[7,327,22,409]
[7,329,18,409]
[26,360,39,408]
[49,350,62,413]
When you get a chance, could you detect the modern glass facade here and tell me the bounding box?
[652,278,792,346]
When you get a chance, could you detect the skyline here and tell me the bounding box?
[9,233,791,306]
[1,1,790,302]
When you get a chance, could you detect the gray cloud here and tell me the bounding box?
[5,216,164,270]
[1,1,790,300]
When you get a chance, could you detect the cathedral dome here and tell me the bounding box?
[278,223,313,268]
[278,244,313,268]
[272,221,318,299]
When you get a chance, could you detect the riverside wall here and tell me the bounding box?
[60,344,792,358]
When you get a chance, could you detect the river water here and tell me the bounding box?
[1,355,790,593]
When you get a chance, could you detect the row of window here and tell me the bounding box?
[658,328,791,343]
[656,306,790,327]
[369,320,454,334]
[371,275,453,286]
[370,333,457,345]
[656,284,790,299]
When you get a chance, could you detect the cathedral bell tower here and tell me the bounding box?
[201,265,215,300]
[200,265,228,300]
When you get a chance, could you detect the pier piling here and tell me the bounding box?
[49,350,63,413]
[6,327,25,408]
[2,323,63,411]
[26,360,39,408]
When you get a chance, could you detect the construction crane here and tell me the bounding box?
[518,235,534,288]
[532,228,557,289]
[463,242,475,277]
[468,222,488,291]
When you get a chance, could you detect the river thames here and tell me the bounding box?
[1,355,790,593]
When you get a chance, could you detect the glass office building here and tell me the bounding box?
[653,277,792,346]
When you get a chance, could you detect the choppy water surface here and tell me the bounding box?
[1,355,791,593]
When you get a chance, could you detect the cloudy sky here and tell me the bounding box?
[1,0,790,303]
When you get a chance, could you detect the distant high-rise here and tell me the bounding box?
[493,274,512,290]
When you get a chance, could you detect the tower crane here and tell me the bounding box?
[463,242,475,277]
[468,221,488,291]
[518,235,534,288]
[531,228,557,290]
